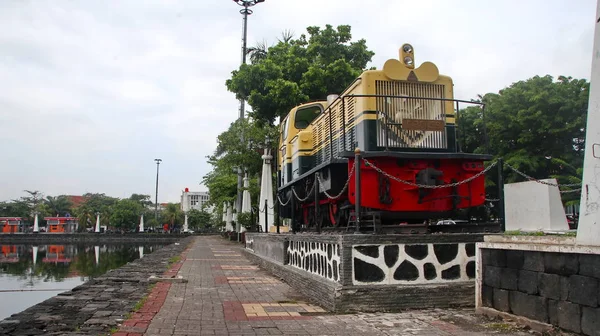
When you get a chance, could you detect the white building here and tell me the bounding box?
[180,188,211,212]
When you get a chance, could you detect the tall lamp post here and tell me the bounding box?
[154,158,162,229]
[232,0,265,221]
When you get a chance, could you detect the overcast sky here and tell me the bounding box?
[0,0,596,203]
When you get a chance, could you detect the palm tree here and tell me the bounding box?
[45,196,73,216]
[246,40,268,64]
[277,29,294,44]
[163,203,181,229]
[75,206,94,231]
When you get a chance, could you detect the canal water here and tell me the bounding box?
[0,243,163,320]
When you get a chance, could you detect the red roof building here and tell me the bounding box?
[0,217,23,233]
[44,217,79,233]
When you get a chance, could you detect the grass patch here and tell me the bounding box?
[504,230,546,236]
[167,255,181,267]
[277,300,300,304]
[504,230,578,237]
[133,296,148,312]
[484,322,519,332]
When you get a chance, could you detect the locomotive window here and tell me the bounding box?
[294,105,322,129]
[281,116,289,140]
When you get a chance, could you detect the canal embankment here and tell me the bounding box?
[0,235,195,336]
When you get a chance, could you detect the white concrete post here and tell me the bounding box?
[95,213,100,233]
[578,0,600,246]
[32,246,38,266]
[139,214,144,233]
[33,213,39,233]
[183,213,189,232]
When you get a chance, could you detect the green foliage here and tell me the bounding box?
[203,118,276,209]
[461,75,588,202]
[162,203,181,227]
[187,208,212,229]
[236,211,254,230]
[129,194,152,207]
[226,24,374,125]
[110,199,143,230]
[44,195,73,217]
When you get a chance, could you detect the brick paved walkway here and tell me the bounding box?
[133,236,544,336]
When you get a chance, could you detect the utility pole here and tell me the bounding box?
[154,158,162,229]
[232,0,265,221]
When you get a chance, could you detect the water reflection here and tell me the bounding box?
[0,243,163,320]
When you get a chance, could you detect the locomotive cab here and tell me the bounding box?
[278,101,327,186]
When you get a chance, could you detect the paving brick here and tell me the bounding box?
[107,236,537,336]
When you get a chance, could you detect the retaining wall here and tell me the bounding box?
[244,232,487,312]
[477,235,600,336]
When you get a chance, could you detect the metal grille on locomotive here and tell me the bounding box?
[375,80,447,149]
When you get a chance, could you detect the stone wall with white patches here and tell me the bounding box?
[352,243,476,285]
[287,240,341,283]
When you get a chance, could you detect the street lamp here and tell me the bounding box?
[154,159,162,227]
[232,0,265,223]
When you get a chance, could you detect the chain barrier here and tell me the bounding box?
[277,194,290,207]
[503,162,580,187]
[363,158,498,189]
[316,162,356,200]
[269,156,581,208]
[292,181,316,202]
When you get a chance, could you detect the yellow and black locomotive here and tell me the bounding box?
[276,44,491,232]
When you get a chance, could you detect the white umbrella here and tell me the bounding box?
[241,173,251,233]
[259,148,275,233]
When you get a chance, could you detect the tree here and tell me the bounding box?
[80,193,118,227]
[45,195,73,217]
[162,203,181,228]
[187,209,212,230]
[109,199,143,230]
[226,24,375,125]
[129,194,152,207]
[203,118,276,209]
[75,205,95,231]
[460,75,589,200]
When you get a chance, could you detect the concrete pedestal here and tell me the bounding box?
[244,232,485,312]
[505,179,569,231]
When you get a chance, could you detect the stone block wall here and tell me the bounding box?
[481,248,600,335]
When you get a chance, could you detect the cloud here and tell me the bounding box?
[0,0,595,203]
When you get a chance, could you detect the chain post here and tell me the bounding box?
[354,148,362,233]
[276,194,280,234]
[497,158,505,232]
[315,174,321,234]
[290,194,296,234]
[264,199,268,234]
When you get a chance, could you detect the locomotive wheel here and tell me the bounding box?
[330,203,349,227]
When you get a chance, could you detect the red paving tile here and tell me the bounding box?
[109,245,192,335]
